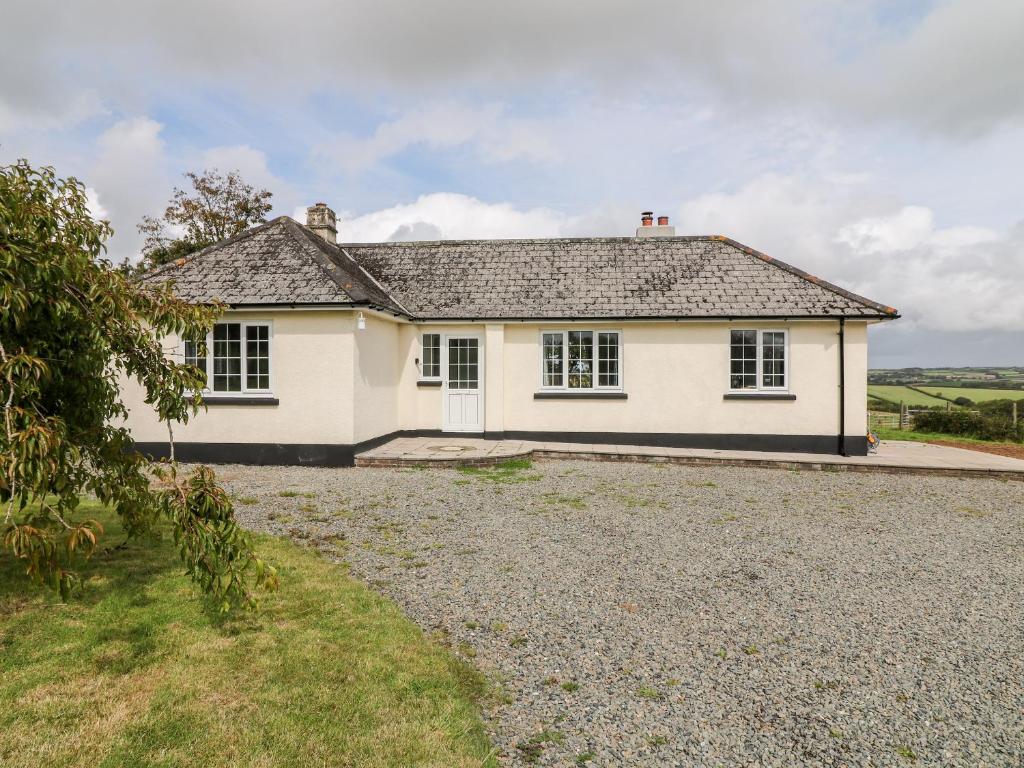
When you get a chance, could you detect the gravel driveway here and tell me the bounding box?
[222,459,1023,767]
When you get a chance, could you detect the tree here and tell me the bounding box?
[134,169,273,272]
[1,159,277,608]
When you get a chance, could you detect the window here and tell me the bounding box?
[540,330,621,390]
[183,339,207,387]
[421,333,441,379]
[245,325,270,390]
[730,329,787,391]
[185,321,272,395]
[729,330,757,389]
[447,337,478,390]
[597,332,619,387]
[542,332,563,386]
[213,323,242,391]
[761,331,786,389]
[568,331,593,388]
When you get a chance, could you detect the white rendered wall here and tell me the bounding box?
[396,319,868,439]
[119,309,354,445]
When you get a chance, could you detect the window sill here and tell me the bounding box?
[188,396,280,406]
[417,380,442,388]
[534,392,628,400]
[723,392,795,401]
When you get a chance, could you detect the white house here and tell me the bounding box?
[121,205,899,465]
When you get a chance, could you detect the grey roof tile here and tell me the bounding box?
[344,236,897,319]
[144,217,898,320]
[142,217,402,312]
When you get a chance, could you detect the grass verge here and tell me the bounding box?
[876,428,1024,459]
[876,427,1014,445]
[0,501,495,768]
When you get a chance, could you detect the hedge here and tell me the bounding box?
[914,409,1024,442]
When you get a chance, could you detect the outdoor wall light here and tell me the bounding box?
[357,311,366,330]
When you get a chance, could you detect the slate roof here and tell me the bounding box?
[145,217,898,320]
[345,236,897,319]
[143,217,402,311]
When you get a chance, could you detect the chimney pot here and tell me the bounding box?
[636,211,676,238]
[306,202,337,244]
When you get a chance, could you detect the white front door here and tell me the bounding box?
[442,336,483,432]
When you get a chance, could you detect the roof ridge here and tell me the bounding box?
[283,219,364,303]
[340,235,717,247]
[336,244,413,316]
[714,236,899,317]
[286,219,406,314]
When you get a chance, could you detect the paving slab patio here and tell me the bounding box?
[356,435,1024,479]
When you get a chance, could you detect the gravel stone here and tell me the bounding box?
[218,460,1024,767]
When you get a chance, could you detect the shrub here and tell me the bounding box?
[868,397,899,413]
[977,399,1020,419]
[914,409,1024,442]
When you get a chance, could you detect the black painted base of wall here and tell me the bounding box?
[488,431,868,456]
[132,431,399,468]
[132,431,866,467]
[132,442,354,467]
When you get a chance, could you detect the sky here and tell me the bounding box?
[2,0,1023,368]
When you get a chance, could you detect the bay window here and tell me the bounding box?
[730,329,787,391]
[541,330,621,391]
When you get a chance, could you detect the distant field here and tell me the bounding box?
[917,386,1024,403]
[867,385,947,407]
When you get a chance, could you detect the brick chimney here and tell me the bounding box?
[636,211,675,238]
[307,202,337,244]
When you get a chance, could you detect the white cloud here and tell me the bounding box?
[313,102,557,174]
[195,143,303,219]
[84,187,107,221]
[0,88,106,134]
[87,117,170,263]
[678,173,1024,333]
[835,206,935,255]
[856,0,1024,136]
[677,173,870,277]
[5,1,1022,136]
[295,193,570,242]
[843,214,1024,333]
[198,145,280,191]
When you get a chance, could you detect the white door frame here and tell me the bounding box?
[442,333,484,432]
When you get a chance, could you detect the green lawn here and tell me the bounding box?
[916,386,1024,403]
[866,385,947,407]
[0,502,495,768]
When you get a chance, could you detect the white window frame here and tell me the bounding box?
[420,332,442,381]
[538,329,623,392]
[728,328,788,393]
[185,320,275,397]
